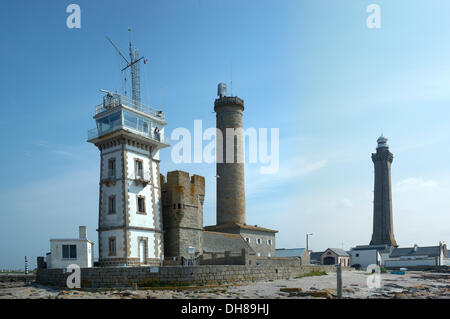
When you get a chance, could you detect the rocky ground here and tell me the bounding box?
[0,271,448,299]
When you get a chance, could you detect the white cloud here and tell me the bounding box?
[245,157,327,198]
[395,177,438,193]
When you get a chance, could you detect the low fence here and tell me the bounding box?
[36,264,338,288]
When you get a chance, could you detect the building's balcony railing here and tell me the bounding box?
[128,171,152,186]
[87,121,168,143]
[95,92,165,120]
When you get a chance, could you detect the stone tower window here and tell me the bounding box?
[108,158,116,178]
[137,196,146,214]
[108,237,116,256]
[108,195,116,214]
[135,159,143,179]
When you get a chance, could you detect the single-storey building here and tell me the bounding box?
[383,243,448,268]
[320,248,350,266]
[348,244,392,268]
[309,251,323,265]
[46,226,94,269]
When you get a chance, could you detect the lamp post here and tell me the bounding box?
[306,233,313,252]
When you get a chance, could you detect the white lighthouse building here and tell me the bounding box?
[88,92,168,266]
[87,36,169,266]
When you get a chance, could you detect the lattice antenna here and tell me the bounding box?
[106,29,147,103]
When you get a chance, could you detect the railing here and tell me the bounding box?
[128,171,152,181]
[95,92,165,120]
[87,122,169,143]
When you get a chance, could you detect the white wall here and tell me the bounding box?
[129,230,161,259]
[349,249,380,267]
[49,239,93,269]
[99,229,124,260]
[100,149,124,228]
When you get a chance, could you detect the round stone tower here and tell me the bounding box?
[214,83,246,226]
[370,135,398,247]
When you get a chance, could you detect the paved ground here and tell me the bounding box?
[0,271,448,299]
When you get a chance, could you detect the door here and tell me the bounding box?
[139,240,146,263]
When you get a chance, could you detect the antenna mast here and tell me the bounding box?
[106,29,147,103]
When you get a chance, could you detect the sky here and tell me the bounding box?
[1,0,450,269]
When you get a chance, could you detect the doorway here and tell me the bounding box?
[139,240,146,264]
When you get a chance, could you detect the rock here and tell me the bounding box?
[280,288,303,293]
[343,287,356,294]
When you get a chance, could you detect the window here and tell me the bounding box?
[108,196,116,214]
[256,238,262,245]
[108,158,116,178]
[135,159,143,179]
[356,253,360,257]
[109,237,116,256]
[245,237,251,243]
[62,245,77,259]
[137,196,146,214]
[267,239,273,245]
[178,203,182,209]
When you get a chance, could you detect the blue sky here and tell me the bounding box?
[1,0,450,269]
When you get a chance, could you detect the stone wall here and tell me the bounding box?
[36,264,337,288]
[200,251,248,266]
[161,171,205,258]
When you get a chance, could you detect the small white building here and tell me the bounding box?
[348,244,391,268]
[46,226,94,269]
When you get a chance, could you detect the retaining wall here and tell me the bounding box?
[36,264,337,288]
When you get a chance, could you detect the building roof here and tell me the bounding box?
[389,246,442,258]
[310,252,323,261]
[204,223,278,234]
[202,231,254,254]
[275,248,307,257]
[324,248,350,257]
[351,244,391,251]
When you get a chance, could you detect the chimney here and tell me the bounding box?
[79,226,87,240]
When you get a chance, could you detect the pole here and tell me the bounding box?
[337,264,343,299]
[24,256,28,275]
[24,256,29,285]
[306,233,313,252]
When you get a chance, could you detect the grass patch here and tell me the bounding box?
[294,271,327,279]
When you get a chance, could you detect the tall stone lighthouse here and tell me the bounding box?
[215,83,246,226]
[205,83,277,257]
[370,135,398,247]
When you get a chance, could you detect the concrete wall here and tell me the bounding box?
[36,264,338,288]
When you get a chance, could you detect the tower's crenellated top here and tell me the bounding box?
[377,134,389,148]
[161,171,205,207]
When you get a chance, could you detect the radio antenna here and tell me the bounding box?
[106,29,148,103]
